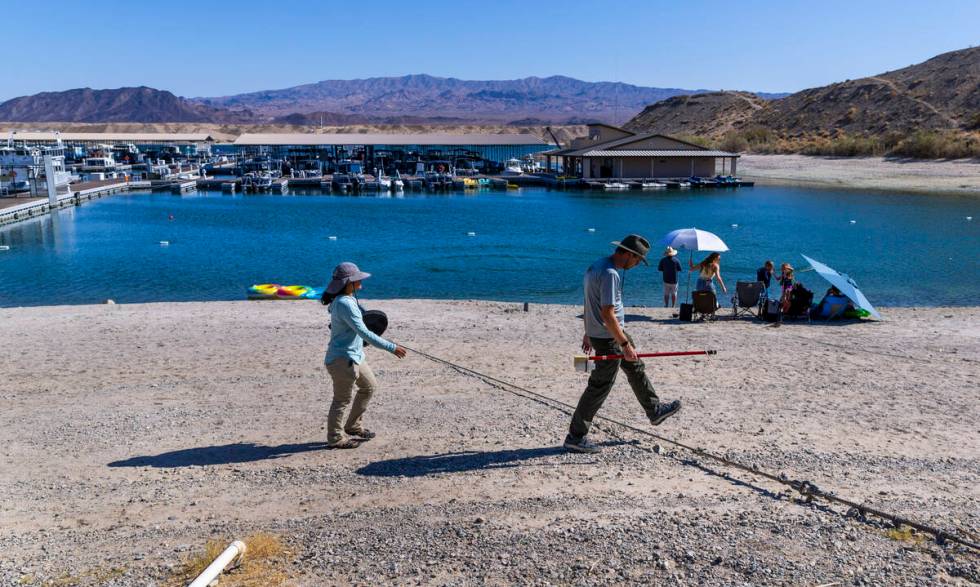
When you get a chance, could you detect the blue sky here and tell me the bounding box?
[3,0,977,100]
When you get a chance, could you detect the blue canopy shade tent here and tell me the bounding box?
[802,254,881,319]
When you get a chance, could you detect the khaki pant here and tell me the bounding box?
[325,358,378,444]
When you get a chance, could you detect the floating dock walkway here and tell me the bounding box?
[0,180,151,227]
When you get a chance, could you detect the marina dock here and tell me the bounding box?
[0,180,150,227]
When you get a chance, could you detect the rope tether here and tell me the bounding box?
[401,344,980,554]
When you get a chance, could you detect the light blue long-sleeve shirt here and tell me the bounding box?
[325,295,396,365]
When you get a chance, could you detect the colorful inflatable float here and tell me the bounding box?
[247,284,323,300]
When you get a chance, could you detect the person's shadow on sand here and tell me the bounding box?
[107,442,329,468]
[356,442,627,478]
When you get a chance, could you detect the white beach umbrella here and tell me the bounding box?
[660,227,729,253]
[801,254,882,320]
[660,228,730,302]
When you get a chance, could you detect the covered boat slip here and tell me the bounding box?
[543,123,740,180]
[230,133,550,169]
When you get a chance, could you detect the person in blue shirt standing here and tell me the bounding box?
[321,262,407,449]
[756,260,775,295]
[657,246,683,307]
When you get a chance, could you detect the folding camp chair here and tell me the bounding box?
[732,280,764,319]
[692,290,719,321]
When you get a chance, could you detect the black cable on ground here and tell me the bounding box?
[402,344,980,554]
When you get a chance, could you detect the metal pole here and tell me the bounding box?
[44,155,58,206]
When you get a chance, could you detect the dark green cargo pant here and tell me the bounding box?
[568,335,660,439]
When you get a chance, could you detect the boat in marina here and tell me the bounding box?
[80,154,117,172]
[376,169,392,191]
[242,172,274,191]
[640,181,667,189]
[335,160,365,190]
[392,170,405,191]
[604,182,629,191]
[331,173,353,193]
[502,158,523,176]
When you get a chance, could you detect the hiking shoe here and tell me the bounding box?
[563,434,601,454]
[327,439,361,449]
[650,400,682,426]
[347,429,376,441]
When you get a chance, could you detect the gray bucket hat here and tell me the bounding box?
[326,261,372,294]
[611,234,651,265]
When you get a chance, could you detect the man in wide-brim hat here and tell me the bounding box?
[564,234,682,453]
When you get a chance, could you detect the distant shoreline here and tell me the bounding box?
[739,154,980,195]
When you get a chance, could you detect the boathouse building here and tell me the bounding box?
[545,124,738,178]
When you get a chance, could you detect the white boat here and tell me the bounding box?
[676,181,691,188]
[376,168,392,191]
[0,145,73,192]
[502,158,523,176]
[604,182,629,190]
[81,155,116,172]
[640,181,667,189]
[392,170,405,191]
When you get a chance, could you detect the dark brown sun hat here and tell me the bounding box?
[610,234,651,265]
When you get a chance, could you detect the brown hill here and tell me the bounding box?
[623,91,766,136]
[0,87,257,124]
[625,46,980,146]
[756,46,979,135]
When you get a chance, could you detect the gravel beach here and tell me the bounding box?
[1,300,978,585]
[740,154,980,195]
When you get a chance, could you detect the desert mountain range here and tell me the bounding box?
[0,75,786,126]
[0,47,975,158]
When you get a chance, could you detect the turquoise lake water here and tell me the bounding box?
[1,187,977,308]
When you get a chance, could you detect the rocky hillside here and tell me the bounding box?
[625,46,980,140]
[0,87,257,124]
[624,91,768,136]
[755,45,979,134]
[198,75,717,124]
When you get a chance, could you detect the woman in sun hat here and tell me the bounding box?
[321,261,407,449]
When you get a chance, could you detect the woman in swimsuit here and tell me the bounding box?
[689,252,727,295]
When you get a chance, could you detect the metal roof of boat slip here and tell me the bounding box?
[7,132,215,142]
[579,150,739,157]
[233,133,549,146]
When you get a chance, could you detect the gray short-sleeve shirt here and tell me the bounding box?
[584,256,623,339]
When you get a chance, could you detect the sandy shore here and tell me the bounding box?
[1,300,978,585]
[740,154,980,195]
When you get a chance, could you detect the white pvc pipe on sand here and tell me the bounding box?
[187,540,246,587]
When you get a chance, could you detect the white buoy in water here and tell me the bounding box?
[731,223,738,228]
[328,236,338,240]
[849,220,857,224]
[587,228,596,232]
[0,245,9,251]
[967,216,973,221]
[159,240,170,246]
[467,231,476,236]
